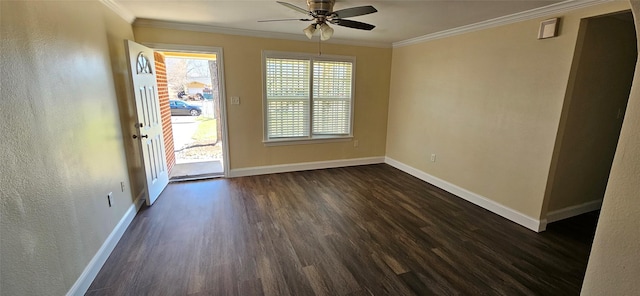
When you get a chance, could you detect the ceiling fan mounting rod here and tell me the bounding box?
[315,15,327,24]
[307,0,335,16]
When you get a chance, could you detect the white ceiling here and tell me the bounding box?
[114,0,571,45]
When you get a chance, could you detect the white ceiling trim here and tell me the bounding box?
[392,0,612,48]
[133,19,392,48]
[99,0,135,23]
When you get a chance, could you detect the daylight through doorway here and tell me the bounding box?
[159,51,224,180]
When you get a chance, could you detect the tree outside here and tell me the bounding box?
[165,56,222,163]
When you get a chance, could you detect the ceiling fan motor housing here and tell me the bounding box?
[307,0,335,16]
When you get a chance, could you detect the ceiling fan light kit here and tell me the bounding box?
[263,0,377,41]
[319,23,334,41]
[303,24,316,39]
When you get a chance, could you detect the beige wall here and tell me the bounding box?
[2,0,638,294]
[0,1,135,295]
[386,2,630,219]
[106,12,147,201]
[546,13,636,212]
[132,27,392,170]
[582,1,640,293]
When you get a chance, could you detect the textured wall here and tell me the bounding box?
[582,1,640,293]
[385,2,630,219]
[133,27,392,170]
[104,5,146,203]
[0,1,135,295]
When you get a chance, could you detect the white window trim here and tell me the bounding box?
[262,50,356,145]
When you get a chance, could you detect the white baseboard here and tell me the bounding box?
[227,156,385,178]
[546,199,603,224]
[385,157,545,232]
[66,195,144,296]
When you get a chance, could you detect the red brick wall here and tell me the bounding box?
[155,52,176,175]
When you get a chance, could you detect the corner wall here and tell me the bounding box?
[582,0,640,293]
[385,1,630,221]
[0,1,136,295]
[545,13,637,212]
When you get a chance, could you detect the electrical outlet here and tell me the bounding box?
[430,154,436,162]
[107,192,113,207]
[231,96,240,105]
[353,139,359,147]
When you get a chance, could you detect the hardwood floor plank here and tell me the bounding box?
[87,164,598,296]
[302,265,332,296]
[256,249,291,296]
[236,278,264,296]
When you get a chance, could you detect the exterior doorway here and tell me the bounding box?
[150,46,229,180]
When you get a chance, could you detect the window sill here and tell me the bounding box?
[263,136,353,147]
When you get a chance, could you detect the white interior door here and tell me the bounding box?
[125,40,169,205]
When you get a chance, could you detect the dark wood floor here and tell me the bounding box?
[87,164,598,296]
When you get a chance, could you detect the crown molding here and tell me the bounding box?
[133,19,392,48]
[99,0,135,23]
[393,0,612,48]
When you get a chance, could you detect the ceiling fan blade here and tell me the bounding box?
[332,19,375,31]
[276,1,311,15]
[258,18,313,22]
[332,5,377,18]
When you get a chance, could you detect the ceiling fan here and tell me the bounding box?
[259,0,377,41]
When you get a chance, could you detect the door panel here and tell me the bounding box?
[125,40,169,205]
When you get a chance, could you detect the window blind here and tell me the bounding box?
[264,53,354,141]
[312,60,352,135]
[265,58,310,138]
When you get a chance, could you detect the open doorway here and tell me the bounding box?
[545,11,637,224]
[151,47,228,180]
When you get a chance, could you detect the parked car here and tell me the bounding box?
[169,100,201,116]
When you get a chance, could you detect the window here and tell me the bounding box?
[263,51,354,143]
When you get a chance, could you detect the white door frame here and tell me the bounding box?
[143,43,230,178]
